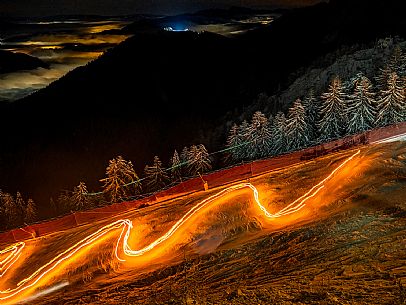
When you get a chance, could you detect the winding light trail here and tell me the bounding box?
[0,150,360,303]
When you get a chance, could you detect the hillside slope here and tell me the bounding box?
[1,0,405,210]
[1,141,405,304]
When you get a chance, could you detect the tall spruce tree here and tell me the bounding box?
[272,112,288,154]
[58,190,73,213]
[286,99,310,150]
[247,111,272,159]
[376,72,406,126]
[347,76,377,134]
[319,77,348,140]
[100,156,141,203]
[302,89,319,141]
[238,120,250,160]
[25,199,37,224]
[226,123,244,163]
[170,150,182,182]
[376,46,406,89]
[144,156,169,192]
[3,193,19,229]
[187,144,212,176]
[72,182,91,211]
[15,191,25,225]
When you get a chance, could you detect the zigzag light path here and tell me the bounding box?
[0,150,360,303]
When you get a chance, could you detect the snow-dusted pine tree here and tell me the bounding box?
[226,123,243,163]
[170,150,182,182]
[302,89,319,141]
[376,72,406,127]
[347,76,377,134]
[319,77,348,140]
[24,199,37,224]
[268,114,274,126]
[180,147,189,163]
[144,156,169,192]
[238,120,250,160]
[15,191,25,224]
[180,146,190,176]
[58,190,73,213]
[100,156,141,203]
[247,111,272,159]
[72,182,91,211]
[187,144,212,176]
[3,193,19,228]
[286,99,310,150]
[272,112,288,154]
[376,46,406,89]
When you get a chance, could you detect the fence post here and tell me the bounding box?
[72,212,79,226]
[11,230,17,242]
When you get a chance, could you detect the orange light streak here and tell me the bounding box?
[0,243,25,280]
[0,150,360,303]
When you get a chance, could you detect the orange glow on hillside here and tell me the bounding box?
[0,150,361,304]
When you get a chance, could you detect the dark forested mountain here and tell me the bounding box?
[0,0,405,214]
[0,50,48,74]
[117,7,278,34]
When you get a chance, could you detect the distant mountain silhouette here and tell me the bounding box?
[105,7,277,35]
[0,0,404,214]
[0,50,48,74]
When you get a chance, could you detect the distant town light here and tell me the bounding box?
[163,26,190,32]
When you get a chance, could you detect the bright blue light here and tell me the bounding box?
[163,24,189,32]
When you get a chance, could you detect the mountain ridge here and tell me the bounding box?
[1,0,405,210]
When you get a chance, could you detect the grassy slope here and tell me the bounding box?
[7,142,406,305]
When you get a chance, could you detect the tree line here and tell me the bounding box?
[58,46,405,215]
[0,191,37,230]
[226,46,406,162]
[55,144,213,214]
[1,45,405,232]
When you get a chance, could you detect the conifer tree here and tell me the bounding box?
[226,123,243,163]
[286,99,310,150]
[302,89,319,140]
[268,114,274,126]
[25,199,37,224]
[144,156,169,192]
[58,190,73,213]
[238,120,250,160]
[347,76,377,134]
[272,112,288,154]
[247,111,273,159]
[3,193,19,228]
[100,156,141,203]
[15,191,26,225]
[319,77,348,140]
[376,46,406,88]
[170,150,182,182]
[187,144,212,176]
[376,72,406,126]
[72,182,91,211]
[180,147,189,164]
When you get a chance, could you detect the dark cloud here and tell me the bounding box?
[0,0,325,17]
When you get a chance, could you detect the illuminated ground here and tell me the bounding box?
[1,142,406,304]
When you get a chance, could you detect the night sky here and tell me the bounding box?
[0,0,325,17]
